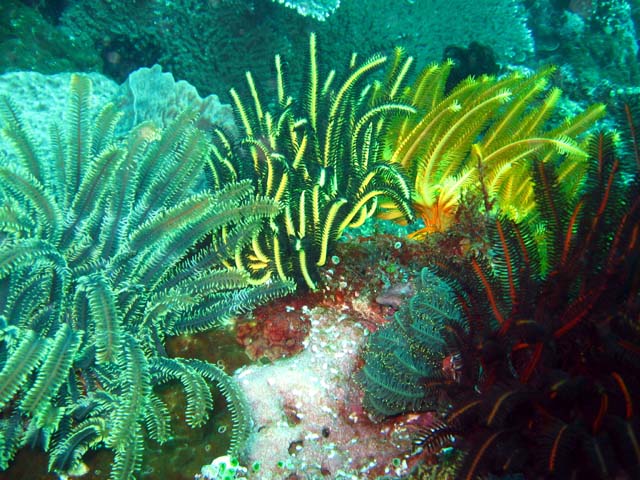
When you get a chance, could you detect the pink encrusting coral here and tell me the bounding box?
[235,306,312,361]
[234,304,430,479]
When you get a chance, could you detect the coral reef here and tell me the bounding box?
[225,227,461,478]
[199,230,439,477]
[235,305,419,479]
[1,3,639,479]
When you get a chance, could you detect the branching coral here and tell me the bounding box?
[0,75,293,479]
[209,33,415,290]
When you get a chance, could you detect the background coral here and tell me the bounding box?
[56,0,534,98]
[527,0,639,103]
[6,0,639,115]
[0,0,101,74]
[113,64,237,136]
